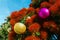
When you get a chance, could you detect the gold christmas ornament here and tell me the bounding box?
[14,22,26,34]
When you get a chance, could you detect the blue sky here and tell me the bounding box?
[0,0,31,25]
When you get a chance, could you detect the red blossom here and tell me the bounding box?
[35,8,40,13]
[40,31,48,39]
[19,8,27,12]
[28,23,41,32]
[40,2,52,8]
[49,4,59,14]
[25,15,36,26]
[43,21,57,31]
[8,31,16,40]
[31,14,37,20]
[10,8,27,21]
[49,21,57,29]
[28,7,35,12]
[16,8,27,21]
[25,36,40,40]
[43,21,49,28]
[49,0,56,4]
[10,19,17,26]
[10,11,18,19]
[11,26,14,31]
[29,3,33,7]
[56,0,60,7]
[26,17,33,25]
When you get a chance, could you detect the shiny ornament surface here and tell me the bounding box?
[14,22,26,34]
[38,8,50,19]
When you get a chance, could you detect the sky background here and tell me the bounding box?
[0,0,31,25]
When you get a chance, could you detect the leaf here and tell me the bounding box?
[35,32,40,36]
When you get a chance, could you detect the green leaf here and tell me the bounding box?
[35,32,40,36]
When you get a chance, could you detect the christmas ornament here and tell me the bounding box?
[38,8,50,19]
[0,0,60,40]
[14,22,26,34]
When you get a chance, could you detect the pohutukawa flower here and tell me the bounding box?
[8,31,16,40]
[28,23,41,32]
[28,7,35,12]
[40,31,48,39]
[10,19,17,26]
[40,2,52,8]
[25,36,40,40]
[49,4,59,14]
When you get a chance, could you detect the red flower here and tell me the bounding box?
[11,26,14,31]
[48,21,58,32]
[40,2,52,8]
[56,0,60,7]
[19,8,27,12]
[10,11,18,19]
[8,31,16,40]
[40,31,48,39]
[28,23,41,32]
[28,7,35,12]
[29,3,33,7]
[31,14,37,20]
[26,17,33,26]
[43,21,49,28]
[25,36,40,40]
[49,21,57,28]
[10,19,17,26]
[35,8,40,13]
[43,21,57,31]
[16,8,27,21]
[49,4,59,14]
[25,15,36,26]
[10,8,27,21]
[49,0,56,4]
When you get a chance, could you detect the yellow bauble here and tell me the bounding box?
[14,22,26,34]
